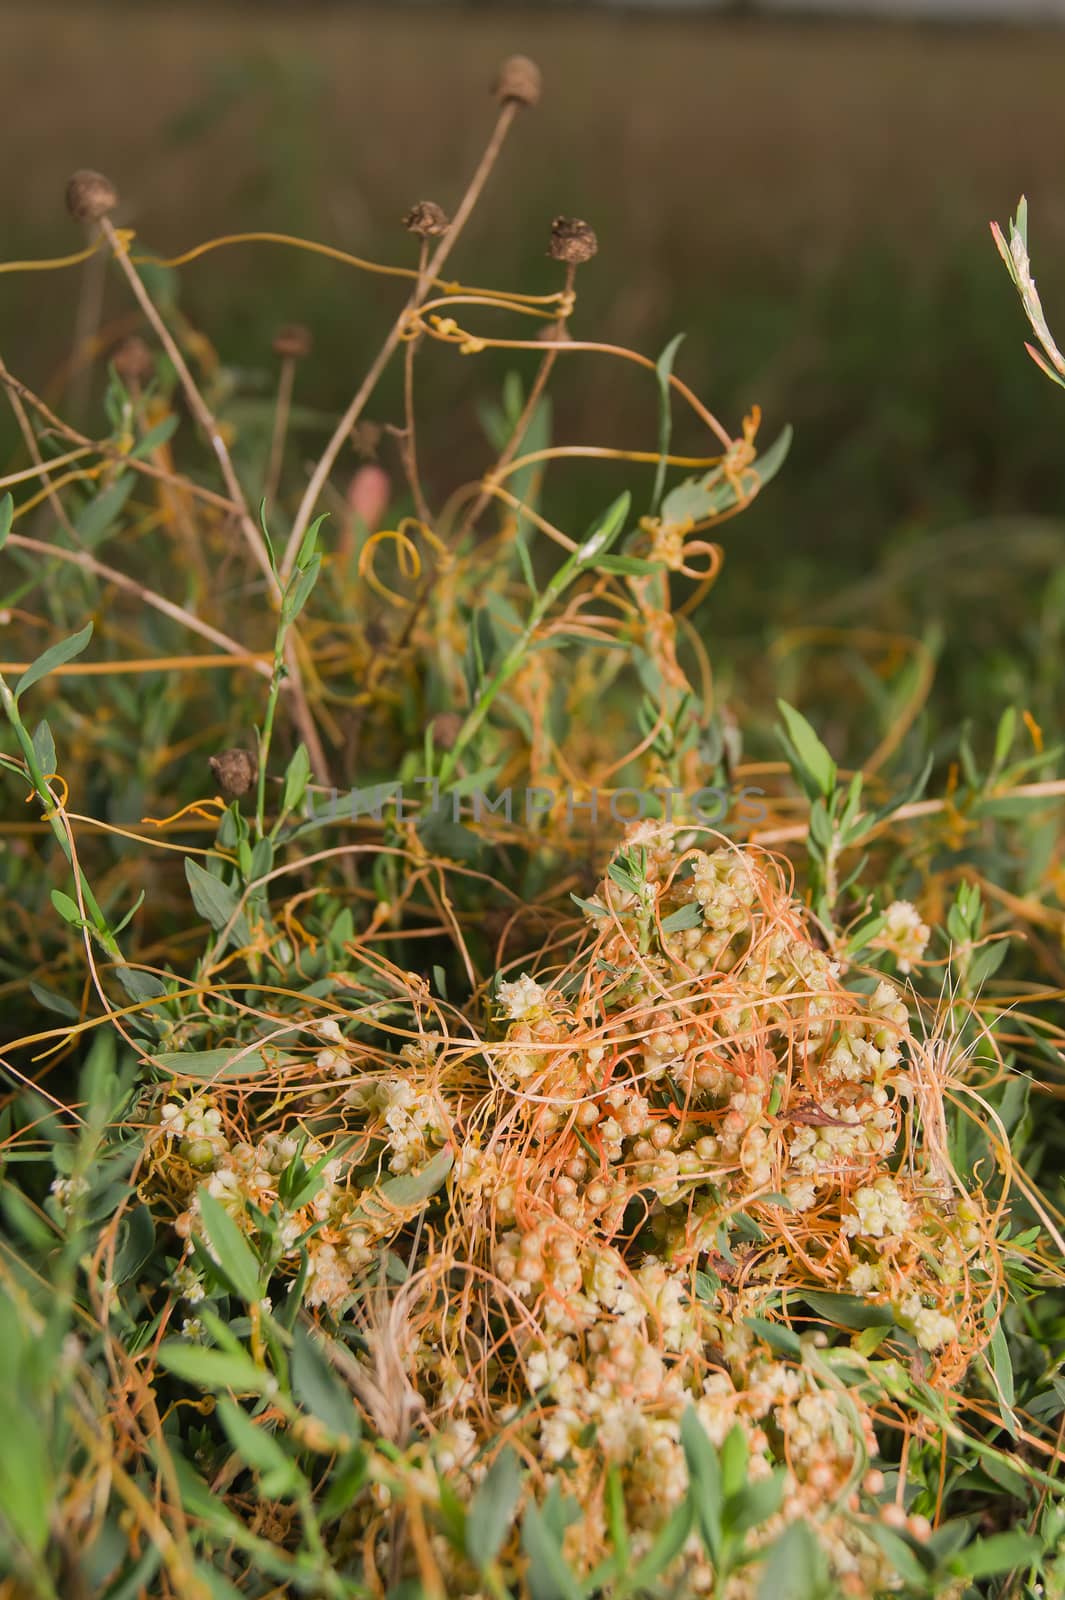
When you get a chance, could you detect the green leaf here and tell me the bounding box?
[281,743,311,816]
[680,1405,723,1562]
[115,966,168,1003]
[192,1564,245,1600]
[1,1183,58,1249]
[318,1445,369,1523]
[719,1423,749,1501]
[574,492,630,571]
[296,512,328,571]
[50,888,86,928]
[111,889,146,936]
[376,1146,454,1211]
[991,706,1017,776]
[28,980,80,1020]
[988,1320,1018,1437]
[947,1530,1042,1581]
[197,1186,266,1303]
[156,1341,272,1395]
[0,492,12,550]
[130,414,179,460]
[75,473,135,547]
[758,1520,828,1600]
[629,1498,693,1590]
[844,912,886,959]
[521,1502,582,1600]
[258,500,278,578]
[651,332,686,516]
[466,1445,523,1571]
[282,554,321,624]
[777,700,836,801]
[290,1326,361,1445]
[112,1204,155,1285]
[660,426,792,527]
[416,807,484,866]
[151,1046,273,1080]
[801,1291,895,1332]
[279,1136,353,1213]
[184,858,249,946]
[595,553,662,576]
[750,423,793,491]
[0,1394,52,1554]
[743,1315,802,1358]
[217,1397,299,1498]
[571,893,607,919]
[15,620,93,701]
[660,901,704,933]
[862,1521,935,1586]
[31,719,56,776]
[726,1471,785,1536]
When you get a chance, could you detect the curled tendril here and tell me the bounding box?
[32,773,70,810]
[672,539,724,585]
[357,521,447,607]
[142,797,228,828]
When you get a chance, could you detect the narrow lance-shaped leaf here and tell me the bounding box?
[776,699,837,802]
[197,1186,266,1303]
[650,332,686,516]
[15,621,93,702]
[75,473,135,548]
[466,1445,523,1571]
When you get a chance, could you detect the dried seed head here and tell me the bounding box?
[66,169,119,224]
[350,420,383,460]
[494,55,542,108]
[273,324,312,360]
[429,711,464,751]
[112,335,153,384]
[549,216,598,266]
[403,201,450,239]
[208,748,258,799]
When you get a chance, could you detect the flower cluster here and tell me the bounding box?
[875,899,931,973]
[148,827,995,1595]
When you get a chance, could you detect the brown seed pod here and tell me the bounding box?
[66,169,119,224]
[111,335,153,385]
[549,216,598,266]
[402,201,450,239]
[494,55,542,108]
[273,324,312,361]
[208,748,258,799]
[428,712,465,751]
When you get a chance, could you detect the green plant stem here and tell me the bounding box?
[0,672,120,957]
[279,100,519,585]
[256,639,287,841]
[437,499,627,787]
[97,218,331,785]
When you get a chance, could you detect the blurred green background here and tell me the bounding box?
[6,2,1065,737]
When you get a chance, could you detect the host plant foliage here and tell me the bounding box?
[1,62,1064,1600]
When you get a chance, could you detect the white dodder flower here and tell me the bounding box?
[497,973,548,1019]
[879,901,930,974]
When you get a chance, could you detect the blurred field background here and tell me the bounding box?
[6,2,1065,737]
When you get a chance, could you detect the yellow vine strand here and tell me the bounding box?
[0,228,567,308]
[0,653,272,677]
[357,524,425,607]
[0,241,103,274]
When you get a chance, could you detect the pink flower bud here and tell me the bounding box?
[346,464,390,533]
